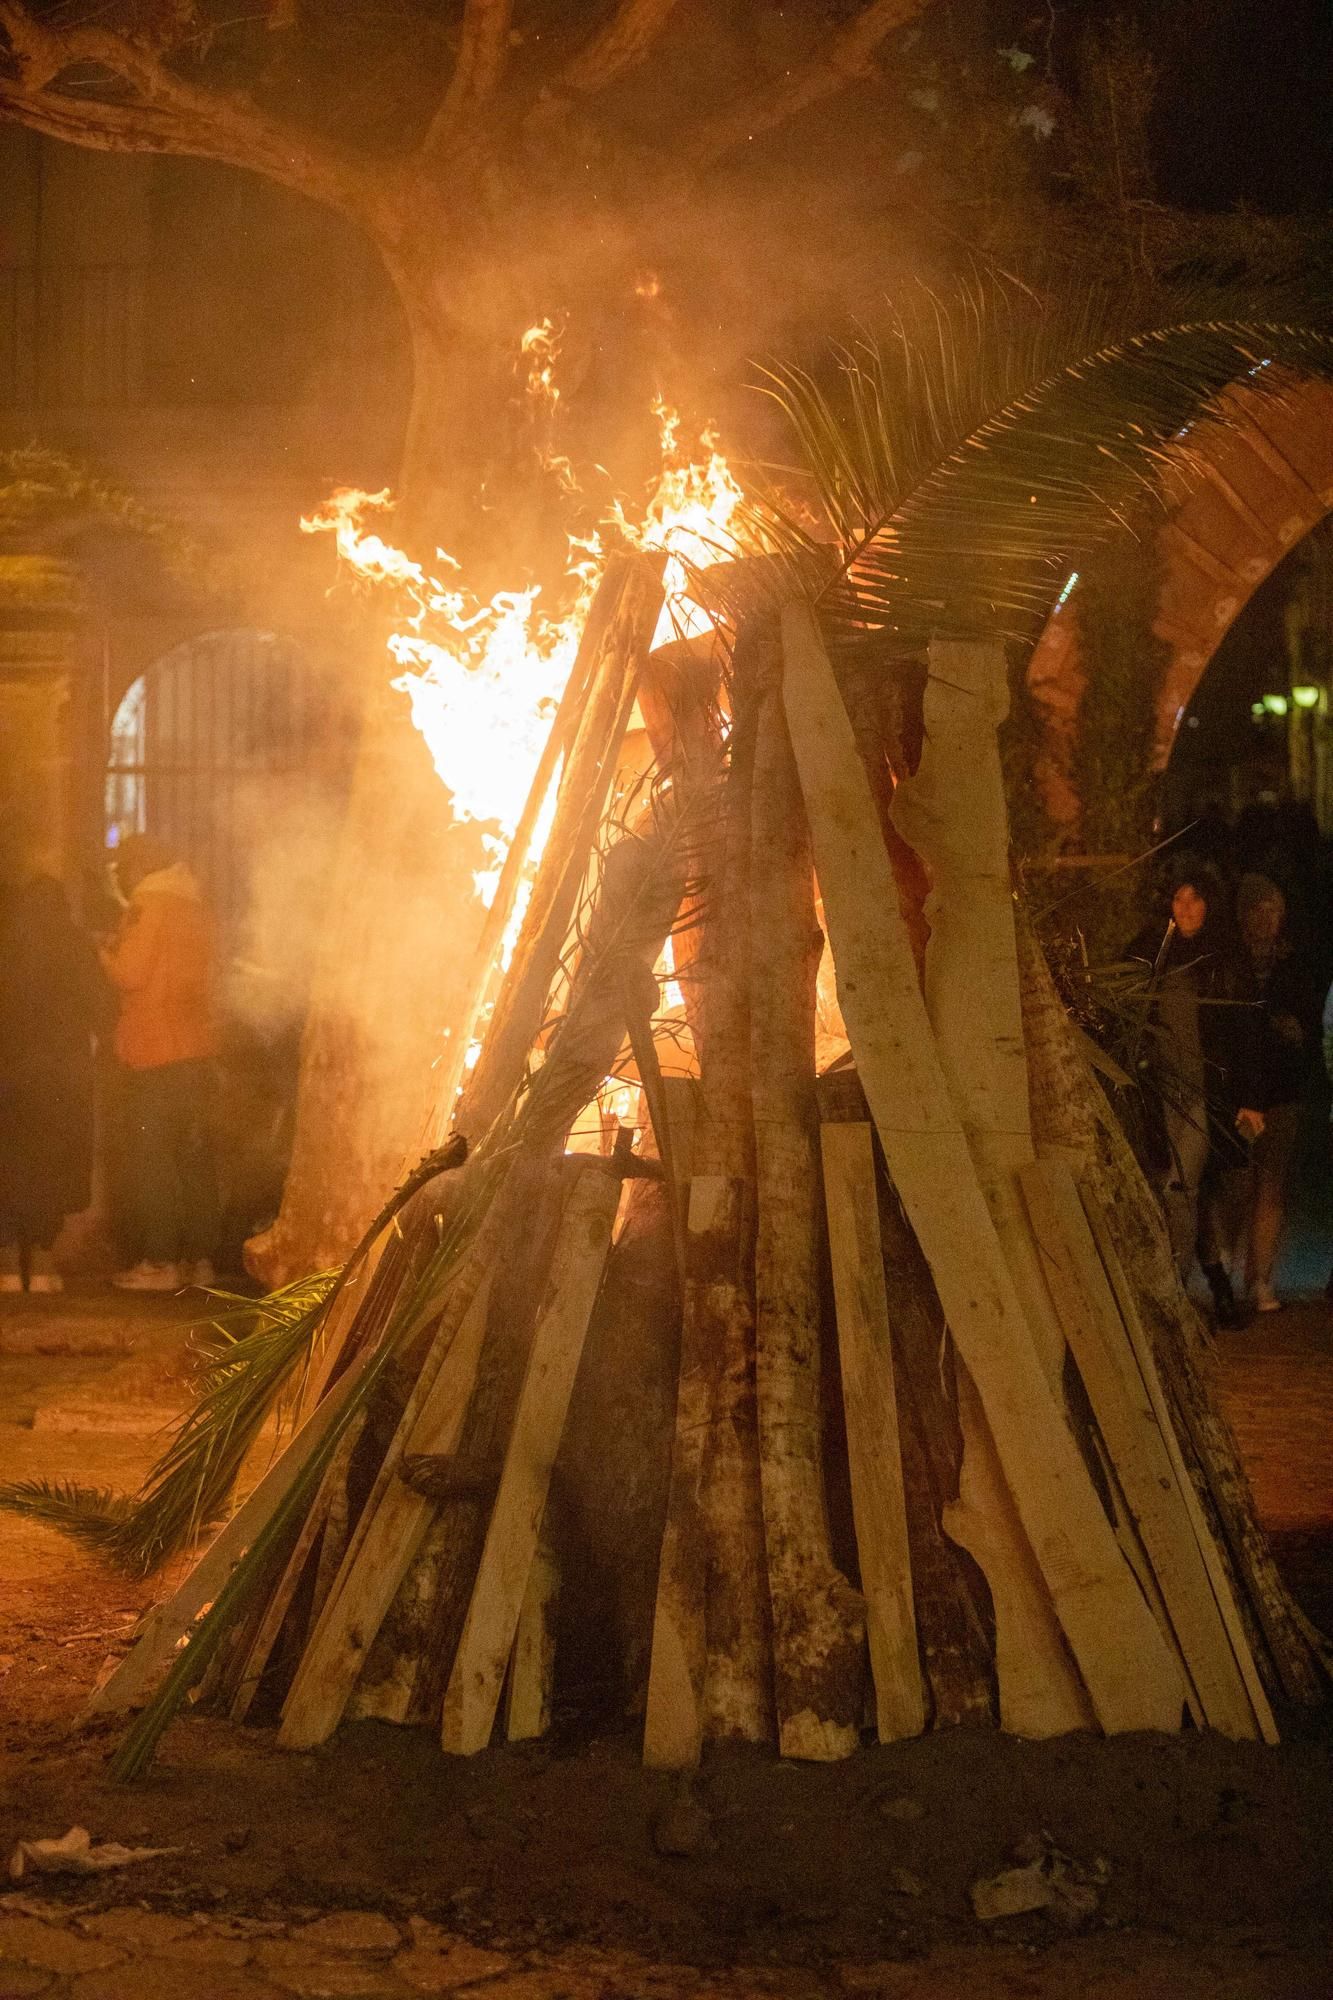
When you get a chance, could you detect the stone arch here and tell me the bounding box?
[1027,374,1333,830]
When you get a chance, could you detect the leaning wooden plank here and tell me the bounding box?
[505,1531,560,1742]
[83,1339,378,1719]
[1078,1190,1278,1746]
[890,636,1065,1396]
[780,600,1184,1736]
[441,1166,622,1754]
[945,1367,1095,1737]
[1020,1156,1260,1739]
[228,1429,348,1722]
[278,1273,494,1750]
[819,1121,925,1742]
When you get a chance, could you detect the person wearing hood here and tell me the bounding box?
[1232,872,1322,1312]
[1128,860,1264,1325]
[101,835,218,1290]
[0,872,104,1292]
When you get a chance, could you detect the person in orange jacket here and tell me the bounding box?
[100,834,219,1290]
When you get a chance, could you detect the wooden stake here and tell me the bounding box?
[456,555,666,1145]
[277,1273,495,1749]
[441,1164,622,1754]
[780,601,1184,1736]
[819,1120,925,1742]
[504,1530,560,1742]
[1015,910,1320,1709]
[1019,1156,1261,1738]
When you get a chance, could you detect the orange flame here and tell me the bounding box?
[301,336,749,906]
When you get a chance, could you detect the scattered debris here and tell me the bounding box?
[8,1825,179,1881]
[969,1832,1108,1926]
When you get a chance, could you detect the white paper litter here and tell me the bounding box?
[8,1826,178,1880]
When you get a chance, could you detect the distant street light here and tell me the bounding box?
[1290,684,1321,710]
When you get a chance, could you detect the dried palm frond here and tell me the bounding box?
[0,1479,139,1555]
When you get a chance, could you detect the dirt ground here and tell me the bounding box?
[1,1286,1330,1998]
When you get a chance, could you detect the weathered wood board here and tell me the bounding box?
[781,600,1185,1736]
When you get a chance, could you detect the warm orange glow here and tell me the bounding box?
[302,359,749,905]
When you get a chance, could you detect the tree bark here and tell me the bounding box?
[750,661,864,1759]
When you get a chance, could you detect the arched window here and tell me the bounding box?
[105,628,335,949]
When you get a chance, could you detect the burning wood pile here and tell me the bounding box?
[91,550,1325,1778]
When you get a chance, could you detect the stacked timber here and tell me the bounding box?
[93,560,1323,1774]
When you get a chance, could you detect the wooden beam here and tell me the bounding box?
[819,1120,925,1741]
[780,601,1185,1736]
[504,1531,560,1742]
[1020,1156,1260,1739]
[1078,1189,1278,1746]
[278,1274,494,1750]
[441,1165,622,1754]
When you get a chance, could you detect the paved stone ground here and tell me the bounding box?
[0,1900,1326,2000]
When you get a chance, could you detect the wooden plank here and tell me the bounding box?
[83,1339,377,1719]
[1020,1157,1259,1738]
[780,600,1185,1736]
[890,637,1065,1396]
[277,1275,494,1749]
[1078,1189,1278,1745]
[441,1167,622,1754]
[946,1368,1095,1737]
[504,1532,560,1742]
[819,1121,925,1741]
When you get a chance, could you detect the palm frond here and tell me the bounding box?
[0,1479,139,1554]
[745,279,1333,656]
[104,1272,341,1575]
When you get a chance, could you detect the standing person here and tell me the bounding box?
[1128,863,1264,1325]
[1233,873,1322,1313]
[101,835,219,1290]
[0,874,103,1293]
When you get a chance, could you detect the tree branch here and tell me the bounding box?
[685,0,930,168]
[557,0,681,98]
[0,1,380,221]
[419,0,513,166]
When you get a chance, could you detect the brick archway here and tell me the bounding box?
[1027,374,1333,829]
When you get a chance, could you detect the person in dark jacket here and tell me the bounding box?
[1232,872,1322,1311]
[1128,861,1264,1325]
[0,874,104,1292]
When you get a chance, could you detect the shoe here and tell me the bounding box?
[184,1259,217,1289]
[111,1261,182,1292]
[27,1250,63,1294]
[1251,1282,1283,1314]
[1202,1262,1248,1330]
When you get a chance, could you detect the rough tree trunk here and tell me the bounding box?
[750,660,864,1759]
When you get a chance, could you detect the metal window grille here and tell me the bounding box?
[104,629,320,942]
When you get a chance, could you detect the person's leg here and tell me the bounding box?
[1200,1163,1250,1326]
[0,1212,21,1291]
[1246,1101,1303,1305]
[1163,1105,1212,1280]
[174,1061,219,1271]
[123,1066,182,1271]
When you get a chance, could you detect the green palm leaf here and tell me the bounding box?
[0,1479,138,1555]
[745,281,1333,655]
